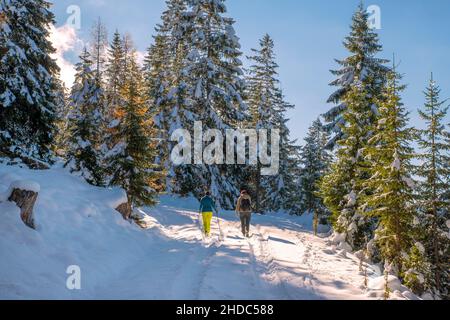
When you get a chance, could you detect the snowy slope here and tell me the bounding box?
[0,164,418,300]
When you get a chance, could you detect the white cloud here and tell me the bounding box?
[48,24,83,88]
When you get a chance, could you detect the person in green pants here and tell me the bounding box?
[199,191,217,237]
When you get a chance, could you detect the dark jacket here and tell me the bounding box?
[199,196,216,213]
[236,194,252,214]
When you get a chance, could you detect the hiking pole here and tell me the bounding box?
[198,211,206,242]
[216,210,224,241]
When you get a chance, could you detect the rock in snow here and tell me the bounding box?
[0,179,40,229]
[8,188,38,229]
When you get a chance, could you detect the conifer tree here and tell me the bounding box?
[246,34,300,213]
[282,144,303,215]
[143,0,189,192]
[105,30,126,124]
[299,119,332,224]
[416,74,450,298]
[105,48,160,212]
[270,98,301,213]
[363,66,422,282]
[65,49,104,186]
[246,34,282,213]
[102,30,128,179]
[52,82,71,157]
[0,0,59,163]
[324,3,389,149]
[167,0,248,208]
[89,18,108,81]
[319,83,373,251]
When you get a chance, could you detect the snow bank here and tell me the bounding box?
[0,164,158,299]
[366,275,418,300]
[330,232,353,252]
[368,275,403,291]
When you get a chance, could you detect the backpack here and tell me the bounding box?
[240,198,251,212]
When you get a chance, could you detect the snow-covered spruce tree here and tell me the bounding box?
[143,0,190,193]
[104,30,126,126]
[270,97,301,214]
[171,0,248,209]
[105,49,160,212]
[363,67,425,288]
[65,49,105,186]
[246,34,292,213]
[102,30,130,182]
[416,74,450,298]
[319,83,374,251]
[298,119,332,228]
[282,145,303,215]
[324,3,389,149]
[52,82,71,157]
[0,0,59,163]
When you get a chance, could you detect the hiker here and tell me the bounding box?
[236,190,252,237]
[199,191,217,237]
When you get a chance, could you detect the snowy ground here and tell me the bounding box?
[0,164,418,300]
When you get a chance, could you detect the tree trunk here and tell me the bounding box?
[8,189,38,229]
[116,201,132,220]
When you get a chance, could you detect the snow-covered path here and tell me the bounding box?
[1,165,416,300]
[92,200,377,300]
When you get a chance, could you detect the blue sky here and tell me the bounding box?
[50,0,450,143]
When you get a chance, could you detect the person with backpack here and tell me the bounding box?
[199,191,217,238]
[236,190,252,238]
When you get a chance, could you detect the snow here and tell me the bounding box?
[0,177,40,201]
[402,176,415,189]
[391,151,401,171]
[346,190,357,207]
[9,180,41,193]
[103,188,128,210]
[415,242,426,255]
[366,275,419,300]
[0,164,419,300]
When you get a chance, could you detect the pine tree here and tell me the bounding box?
[143,0,189,192]
[0,0,59,163]
[166,0,248,209]
[282,143,303,215]
[246,34,300,213]
[270,98,301,213]
[362,65,421,283]
[104,30,126,124]
[105,49,160,213]
[319,82,374,251]
[52,82,71,157]
[246,34,282,213]
[416,74,450,298]
[65,49,104,186]
[298,119,332,227]
[324,2,389,149]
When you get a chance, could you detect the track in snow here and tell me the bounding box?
[97,203,377,300]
